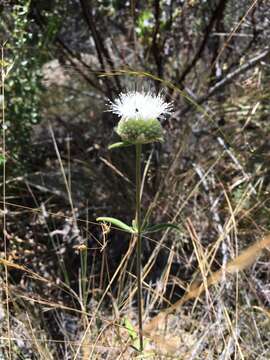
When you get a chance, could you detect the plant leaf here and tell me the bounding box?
[108,141,133,150]
[123,317,149,353]
[0,155,5,165]
[143,223,180,234]
[124,317,137,340]
[96,217,135,233]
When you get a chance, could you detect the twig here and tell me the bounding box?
[179,47,270,117]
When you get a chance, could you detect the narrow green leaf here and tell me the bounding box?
[143,223,180,234]
[108,141,133,150]
[96,217,134,233]
[123,317,149,353]
[124,317,137,340]
[0,155,5,165]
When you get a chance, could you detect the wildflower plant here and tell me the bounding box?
[110,91,172,144]
[97,90,177,352]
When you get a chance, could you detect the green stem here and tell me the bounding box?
[135,143,143,352]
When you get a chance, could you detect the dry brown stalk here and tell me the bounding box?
[144,234,270,336]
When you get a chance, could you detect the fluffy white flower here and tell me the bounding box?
[109,91,173,121]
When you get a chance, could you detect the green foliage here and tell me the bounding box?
[96,217,135,233]
[123,317,137,340]
[123,317,150,353]
[142,222,180,234]
[136,9,154,38]
[0,154,5,165]
[1,1,61,169]
[2,2,41,165]
[96,216,180,235]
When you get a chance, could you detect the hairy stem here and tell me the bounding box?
[135,143,143,351]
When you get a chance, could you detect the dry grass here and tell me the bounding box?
[1,2,270,358]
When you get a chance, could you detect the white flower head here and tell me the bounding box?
[109,91,173,121]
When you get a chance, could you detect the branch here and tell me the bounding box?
[178,0,228,85]
[55,37,104,92]
[151,0,163,80]
[202,47,270,101]
[31,8,103,93]
[179,47,270,117]
[79,0,121,97]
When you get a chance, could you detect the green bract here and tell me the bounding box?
[116,118,163,144]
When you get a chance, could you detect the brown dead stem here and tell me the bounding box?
[144,234,270,336]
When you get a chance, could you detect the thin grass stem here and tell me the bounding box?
[135,143,143,352]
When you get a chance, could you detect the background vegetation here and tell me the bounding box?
[0,0,269,358]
